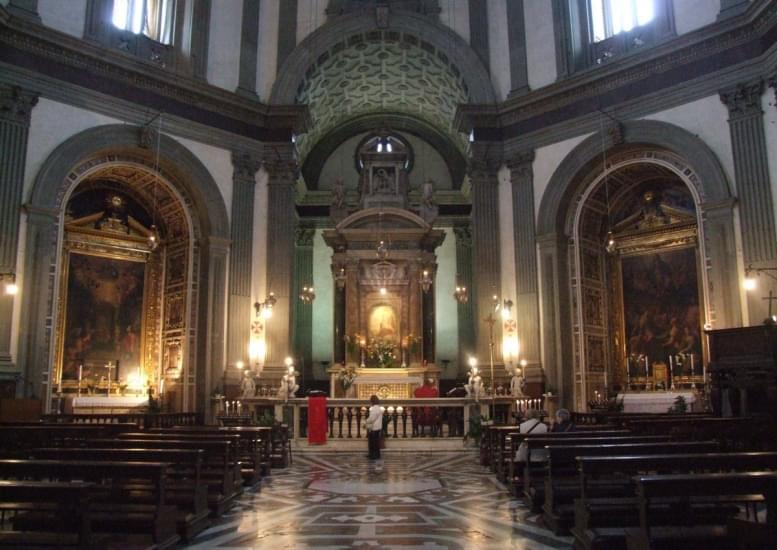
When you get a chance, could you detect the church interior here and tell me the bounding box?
[1,0,777,547]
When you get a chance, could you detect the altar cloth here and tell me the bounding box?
[308,396,328,445]
[617,391,697,413]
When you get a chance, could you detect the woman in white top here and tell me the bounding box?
[515,408,549,463]
[366,394,384,460]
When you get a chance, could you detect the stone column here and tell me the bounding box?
[203,236,230,412]
[700,198,742,329]
[264,145,298,365]
[468,145,502,363]
[0,84,38,369]
[227,151,261,368]
[454,222,475,373]
[292,225,315,376]
[276,0,298,72]
[236,0,261,98]
[468,0,490,73]
[720,80,777,264]
[506,0,529,97]
[344,259,359,363]
[507,150,541,365]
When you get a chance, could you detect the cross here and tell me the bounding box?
[104,361,117,395]
[764,290,777,322]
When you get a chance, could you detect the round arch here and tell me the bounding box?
[19,124,230,412]
[535,120,741,410]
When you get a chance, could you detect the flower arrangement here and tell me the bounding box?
[367,338,398,368]
[338,364,357,390]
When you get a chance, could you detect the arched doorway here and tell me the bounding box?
[20,125,229,413]
[537,121,739,410]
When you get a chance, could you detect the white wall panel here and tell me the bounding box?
[257,0,280,100]
[498,164,517,310]
[38,0,86,38]
[488,0,510,100]
[762,93,777,245]
[534,133,590,217]
[525,0,557,91]
[297,0,327,45]
[439,0,470,43]
[311,229,334,375]
[674,0,720,35]
[172,136,233,220]
[206,0,242,92]
[435,227,459,375]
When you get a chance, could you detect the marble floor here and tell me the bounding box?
[185,451,573,549]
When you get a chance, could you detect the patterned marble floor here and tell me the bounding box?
[185,451,573,549]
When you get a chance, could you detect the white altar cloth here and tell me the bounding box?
[617,391,697,413]
[72,396,148,409]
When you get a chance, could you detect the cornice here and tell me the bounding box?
[0,8,308,140]
[465,0,777,139]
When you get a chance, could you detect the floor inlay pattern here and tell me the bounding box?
[184,451,573,549]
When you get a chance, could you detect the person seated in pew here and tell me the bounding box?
[551,408,576,433]
[515,409,549,464]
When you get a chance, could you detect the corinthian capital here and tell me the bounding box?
[467,143,503,180]
[506,150,535,182]
[720,79,764,118]
[231,151,263,182]
[262,143,299,183]
[0,84,39,125]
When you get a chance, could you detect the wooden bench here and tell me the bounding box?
[0,459,179,548]
[152,426,272,482]
[625,471,777,549]
[521,435,672,510]
[505,430,631,492]
[0,480,94,548]
[30,447,210,541]
[0,424,136,456]
[572,452,777,550]
[539,441,720,535]
[75,437,242,517]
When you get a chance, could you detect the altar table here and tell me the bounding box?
[617,391,697,413]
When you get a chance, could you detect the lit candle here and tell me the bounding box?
[644,355,649,377]
[78,364,83,382]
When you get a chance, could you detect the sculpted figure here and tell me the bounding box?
[279,365,299,401]
[465,366,483,402]
[331,177,345,208]
[240,370,256,398]
[510,367,526,398]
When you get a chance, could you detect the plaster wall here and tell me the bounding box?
[38,0,86,38]
[763,92,777,248]
[171,136,233,221]
[439,0,470,44]
[435,227,458,376]
[534,133,591,218]
[252,167,269,365]
[674,0,720,36]
[257,0,280,100]
[498,165,517,310]
[206,0,242,92]
[311,229,334,378]
[297,0,328,45]
[525,0,557,91]
[641,95,735,190]
[487,0,510,101]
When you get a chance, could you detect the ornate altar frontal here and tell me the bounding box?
[328,365,441,399]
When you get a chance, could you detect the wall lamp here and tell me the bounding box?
[743,265,777,291]
[1,272,17,296]
[254,292,277,319]
[493,295,513,320]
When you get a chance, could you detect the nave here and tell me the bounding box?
[186,452,572,549]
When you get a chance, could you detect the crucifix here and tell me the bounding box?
[763,290,777,324]
[104,361,117,395]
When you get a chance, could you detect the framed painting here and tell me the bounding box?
[621,247,702,372]
[60,252,146,382]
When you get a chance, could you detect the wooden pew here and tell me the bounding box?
[625,471,777,549]
[152,426,272,482]
[521,435,671,510]
[0,424,136,455]
[30,447,210,541]
[74,438,242,516]
[0,459,179,548]
[0,480,94,548]
[573,452,777,550]
[540,441,720,534]
[505,430,631,491]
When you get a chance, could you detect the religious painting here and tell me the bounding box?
[621,247,702,369]
[368,305,398,344]
[61,252,146,381]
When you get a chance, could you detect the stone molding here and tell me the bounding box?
[720,79,765,118]
[0,84,38,124]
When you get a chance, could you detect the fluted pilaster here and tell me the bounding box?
[508,150,540,364]
[292,225,315,375]
[454,222,475,372]
[0,84,38,367]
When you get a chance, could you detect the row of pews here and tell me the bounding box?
[482,413,777,549]
[0,420,281,548]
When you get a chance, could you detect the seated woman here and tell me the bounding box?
[551,408,576,433]
[514,409,549,464]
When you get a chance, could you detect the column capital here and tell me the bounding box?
[231,150,263,182]
[453,223,472,247]
[720,79,764,118]
[467,142,503,180]
[262,143,298,183]
[0,84,39,125]
[505,149,535,181]
[295,226,315,247]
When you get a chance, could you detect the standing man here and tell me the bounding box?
[366,395,383,460]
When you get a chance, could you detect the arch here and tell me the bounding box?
[19,124,230,412]
[271,11,495,106]
[537,120,732,237]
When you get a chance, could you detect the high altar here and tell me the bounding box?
[323,134,444,399]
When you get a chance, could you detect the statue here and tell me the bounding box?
[278,364,299,401]
[465,365,483,402]
[419,178,438,222]
[331,177,345,209]
[510,366,526,398]
[240,370,256,398]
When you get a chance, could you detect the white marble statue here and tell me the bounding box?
[510,367,526,398]
[240,370,256,398]
[465,366,483,402]
[278,365,299,401]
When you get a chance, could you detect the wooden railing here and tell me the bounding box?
[39,412,202,429]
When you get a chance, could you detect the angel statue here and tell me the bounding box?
[465,365,484,402]
[240,370,256,398]
[510,366,526,398]
[278,363,299,401]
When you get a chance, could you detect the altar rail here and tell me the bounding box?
[220,397,519,441]
[39,412,202,429]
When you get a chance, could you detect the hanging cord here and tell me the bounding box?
[599,111,616,252]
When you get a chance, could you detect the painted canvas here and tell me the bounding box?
[368,305,398,343]
[61,253,145,381]
[622,247,701,373]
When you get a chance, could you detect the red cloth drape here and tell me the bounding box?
[308,396,328,445]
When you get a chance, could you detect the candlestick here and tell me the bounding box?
[669,355,675,390]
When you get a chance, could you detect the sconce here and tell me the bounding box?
[493,295,513,320]
[743,264,777,291]
[420,267,433,293]
[453,275,468,304]
[334,265,346,290]
[254,292,277,319]
[0,272,17,296]
[299,285,316,304]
